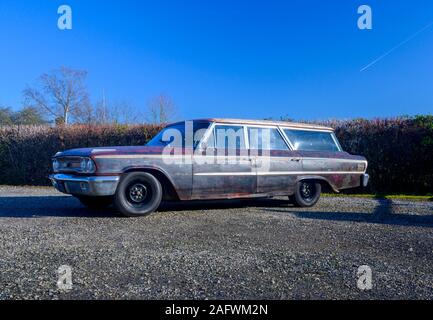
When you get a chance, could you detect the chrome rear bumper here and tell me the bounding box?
[49,174,119,196]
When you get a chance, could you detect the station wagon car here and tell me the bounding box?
[50,118,369,217]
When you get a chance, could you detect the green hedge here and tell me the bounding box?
[319,116,433,195]
[0,124,163,186]
[0,116,432,194]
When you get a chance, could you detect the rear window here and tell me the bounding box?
[283,129,341,152]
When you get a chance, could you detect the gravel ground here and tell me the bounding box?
[0,186,432,300]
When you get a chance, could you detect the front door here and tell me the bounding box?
[192,124,256,199]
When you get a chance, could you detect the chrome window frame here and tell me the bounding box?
[199,121,216,148]
[190,120,213,149]
[330,132,343,151]
[199,122,342,152]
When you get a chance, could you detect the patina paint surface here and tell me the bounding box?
[52,119,368,200]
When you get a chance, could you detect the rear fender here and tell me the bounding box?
[295,175,339,193]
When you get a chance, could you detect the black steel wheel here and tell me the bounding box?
[114,172,162,217]
[290,181,321,207]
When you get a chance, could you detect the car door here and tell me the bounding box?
[192,123,256,199]
[248,126,302,195]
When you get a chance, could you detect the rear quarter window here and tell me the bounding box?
[283,129,341,152]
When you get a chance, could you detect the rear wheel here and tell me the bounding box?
[114,172,163,217]
[290,181,321,207]
[77,196,113,210]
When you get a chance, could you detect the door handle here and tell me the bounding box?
[290,158,301,162]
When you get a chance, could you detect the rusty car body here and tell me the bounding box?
[50,118,369,217]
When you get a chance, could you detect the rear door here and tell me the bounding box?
[248,126,301,195]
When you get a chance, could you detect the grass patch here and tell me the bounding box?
[0,185,53,189]
[323,193,433,201]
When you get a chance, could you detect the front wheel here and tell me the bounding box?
[290,181,321,207]
[114,172,163,217]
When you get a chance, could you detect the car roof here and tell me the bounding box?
[169,118,334,131]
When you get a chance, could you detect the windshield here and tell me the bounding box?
[146,121,211,148]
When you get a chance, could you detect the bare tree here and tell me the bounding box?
[23,66,91,125]
[146,94,178,124]
[73,101,95,125]
[93,99,143,125]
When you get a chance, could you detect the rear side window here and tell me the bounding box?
[248,127,288,151]
[283,129,340,152]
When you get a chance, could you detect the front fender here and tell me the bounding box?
[121,165,191,200]
[122,164,177,186]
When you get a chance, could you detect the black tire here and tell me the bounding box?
[114,172,162,217]
[290,181,321,207]
[76,196,113,210]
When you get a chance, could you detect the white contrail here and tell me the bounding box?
[360,21,433,72]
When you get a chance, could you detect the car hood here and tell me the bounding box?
[54,146,169,158]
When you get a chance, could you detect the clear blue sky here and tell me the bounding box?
[0,0,432,120]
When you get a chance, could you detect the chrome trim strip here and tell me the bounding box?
[302,158,366,163]
[94,154,366,163]
[279,126,334,133]
[257,171,365,175]
[194,172,256,176]
[50,174,119,183]
[330,132,343,152]
[91,149,117,153]
[198,121,216,149]
[277,126,295,150]
[180,118,334,131]
[243,125,250,150]
[194,171,365,176]
[94,154,189,159]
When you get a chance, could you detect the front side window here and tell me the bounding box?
[192,122,212,148]
[146,121,211,148]
[283,129,341,152]
[248,127,288,151]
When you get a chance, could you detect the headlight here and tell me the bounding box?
[80,158,96,173]
[52,159,60,172]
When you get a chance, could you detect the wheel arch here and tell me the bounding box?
[122,166,180,201]
[296,175,339,193]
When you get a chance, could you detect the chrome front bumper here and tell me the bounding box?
[49,174,119,196]
[362,173,370,187]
